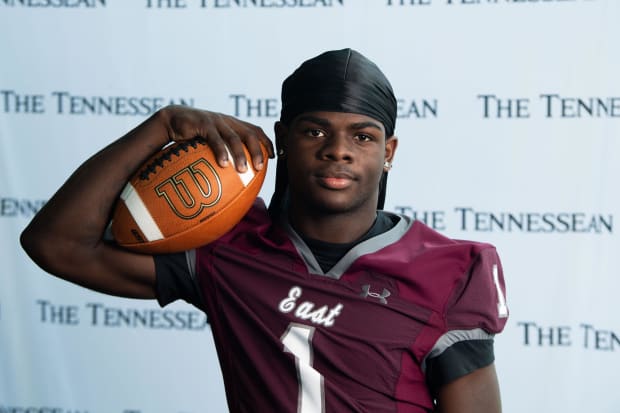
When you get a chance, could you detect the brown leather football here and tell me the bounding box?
[111,137,268,254]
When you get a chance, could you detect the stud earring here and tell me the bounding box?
[277,149,285,157]
[384,161,392,171]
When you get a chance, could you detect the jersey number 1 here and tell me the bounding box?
[281,323,325,413]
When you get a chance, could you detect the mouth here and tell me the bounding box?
[315,170,356,190]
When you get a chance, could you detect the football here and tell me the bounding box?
[111,137,268,254]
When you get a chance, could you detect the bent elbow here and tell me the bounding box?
[20,224,42,262]
[21,225,47,269]
[20,223,68,276]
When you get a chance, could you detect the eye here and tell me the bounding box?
[355,133,374,142]
[306,129,325,138]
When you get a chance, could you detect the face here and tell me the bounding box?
[275,111,397,217]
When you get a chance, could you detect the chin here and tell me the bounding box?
[290,185,376,216]
[305,195,370,216]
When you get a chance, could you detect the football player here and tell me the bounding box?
[21,49,508,412]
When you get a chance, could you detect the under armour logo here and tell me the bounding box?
[360,285,390,304]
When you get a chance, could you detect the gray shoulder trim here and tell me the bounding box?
[283,212,414,279]
[421,328,494,373]
[185,249,197,280]
[185,249,204,302]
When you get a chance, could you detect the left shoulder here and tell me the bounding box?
[372,214,507,322]
[385,213,498,270]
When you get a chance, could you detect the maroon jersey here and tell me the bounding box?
[158,200,508,413]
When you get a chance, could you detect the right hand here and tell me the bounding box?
[159,105,275,172]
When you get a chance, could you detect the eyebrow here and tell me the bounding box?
[296,115,384,132]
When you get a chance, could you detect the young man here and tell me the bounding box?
[21,49,508,412]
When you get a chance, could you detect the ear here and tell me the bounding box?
[384,135,398,164]
[274,121,288,156]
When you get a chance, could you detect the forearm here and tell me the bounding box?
[21,110,169,273]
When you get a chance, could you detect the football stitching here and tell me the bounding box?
[139,136,207,181]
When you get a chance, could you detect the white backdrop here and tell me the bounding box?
[2,1,619,412]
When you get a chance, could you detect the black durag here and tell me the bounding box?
[269,48,397,218]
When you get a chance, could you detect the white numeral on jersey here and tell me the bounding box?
[281,323,325,413]
[493,264,509,318]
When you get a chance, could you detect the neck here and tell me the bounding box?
[288,204,377,244]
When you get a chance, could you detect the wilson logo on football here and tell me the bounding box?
[155,158,223,220]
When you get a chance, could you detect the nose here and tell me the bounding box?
[319,133,353,162]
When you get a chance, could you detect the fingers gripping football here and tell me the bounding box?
[161,105,273,172]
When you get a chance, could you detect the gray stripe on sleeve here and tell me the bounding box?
[185,249,205,303]
[421,328,494,373]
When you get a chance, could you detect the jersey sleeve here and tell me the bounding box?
[154,250,203,308]
[424,246,508,392]
[425,339,495,396]
[446,246,508,333]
